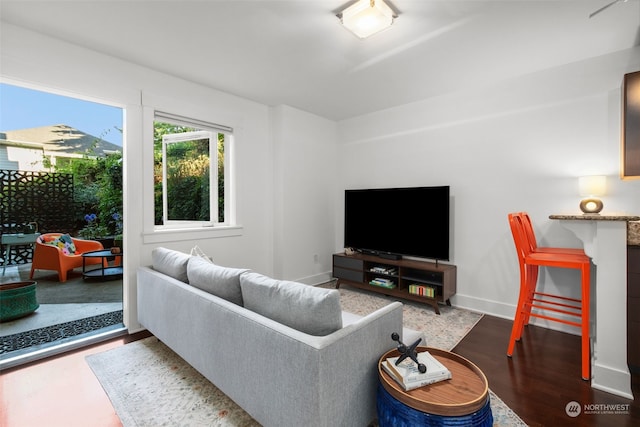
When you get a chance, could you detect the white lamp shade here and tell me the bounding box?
[340,0,395,39]
[578,175,606,197]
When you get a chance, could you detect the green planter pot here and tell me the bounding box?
[0,281,39,322]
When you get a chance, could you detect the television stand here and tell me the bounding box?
[378,252,402,260]
[332,252,456,314]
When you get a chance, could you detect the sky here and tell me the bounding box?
[0,83,123,146]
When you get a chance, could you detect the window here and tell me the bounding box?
[153,112,232,229]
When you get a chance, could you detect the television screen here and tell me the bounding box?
[344,186,450,261]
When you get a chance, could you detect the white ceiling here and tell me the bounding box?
[1,0,639,121]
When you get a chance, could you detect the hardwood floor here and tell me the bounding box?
[1,316,638,426]
[453,315,640,427]
[0,330,151,427]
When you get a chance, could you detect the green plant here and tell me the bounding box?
[96,153,123,235]
[78,213,108,239]
[111,212,123,240]
[55,150,122,236]
[152,122,225,224]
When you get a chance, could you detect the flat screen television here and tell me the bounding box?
[344,186,450,261]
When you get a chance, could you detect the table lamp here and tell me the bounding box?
[578,175,606,214]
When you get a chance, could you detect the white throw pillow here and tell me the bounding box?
[190,245,214,263]
[187,256,247,306]
[240,272,343,336]
[152,247,191,283]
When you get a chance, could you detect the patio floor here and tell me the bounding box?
[1,263,123,360]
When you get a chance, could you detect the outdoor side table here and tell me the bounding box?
[1,233,41,276]
[82,249,123,280]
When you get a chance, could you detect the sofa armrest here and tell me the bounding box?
[213,300,405,427]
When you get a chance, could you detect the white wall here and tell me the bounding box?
[1,23,276,331]
[0,144,43,171]
[3,21,639,335]
[271,105,338,284]
[336,47,640,330]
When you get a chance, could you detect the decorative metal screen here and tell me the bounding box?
[0,170,76,265]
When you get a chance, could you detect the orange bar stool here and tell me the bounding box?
[517,211,586,327]
[520,212,585,255]
[507,212,591,380]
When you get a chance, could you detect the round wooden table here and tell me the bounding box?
[377,346,492,426]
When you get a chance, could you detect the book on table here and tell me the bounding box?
[381,351,452,391]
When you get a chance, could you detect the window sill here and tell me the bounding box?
[142,225,243,244]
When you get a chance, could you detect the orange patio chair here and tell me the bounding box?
[507,212,591,380]
[30,233,104,282]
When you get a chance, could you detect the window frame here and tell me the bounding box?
[161,130,217,228]
[142,109,240,243]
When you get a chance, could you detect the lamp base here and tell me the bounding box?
[579,197,603,214]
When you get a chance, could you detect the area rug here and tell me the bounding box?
[328,284,485,351]
[87,286,527,426]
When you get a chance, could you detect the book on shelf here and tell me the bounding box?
[408,284,436,298]
[369,278,396,288]
[369,266,397,275]
[382,351,451,391]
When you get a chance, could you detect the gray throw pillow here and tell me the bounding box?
[151,247,191,283]
[240,272,343,336]
[187,256,247,306]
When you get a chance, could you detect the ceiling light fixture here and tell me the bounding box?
[338,0,397,39]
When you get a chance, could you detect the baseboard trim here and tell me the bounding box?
[452,293,581,336]
[592,364,634,399]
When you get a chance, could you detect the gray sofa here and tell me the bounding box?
[137,247,423,427]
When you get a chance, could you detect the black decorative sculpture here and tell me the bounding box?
[391,332,427,374]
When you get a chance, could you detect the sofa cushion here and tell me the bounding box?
[151,247,190,283]
[240,272,343,336]
[187,256,247,306]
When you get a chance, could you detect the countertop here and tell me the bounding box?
[549,214,640,246]
[629,221,640,246]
